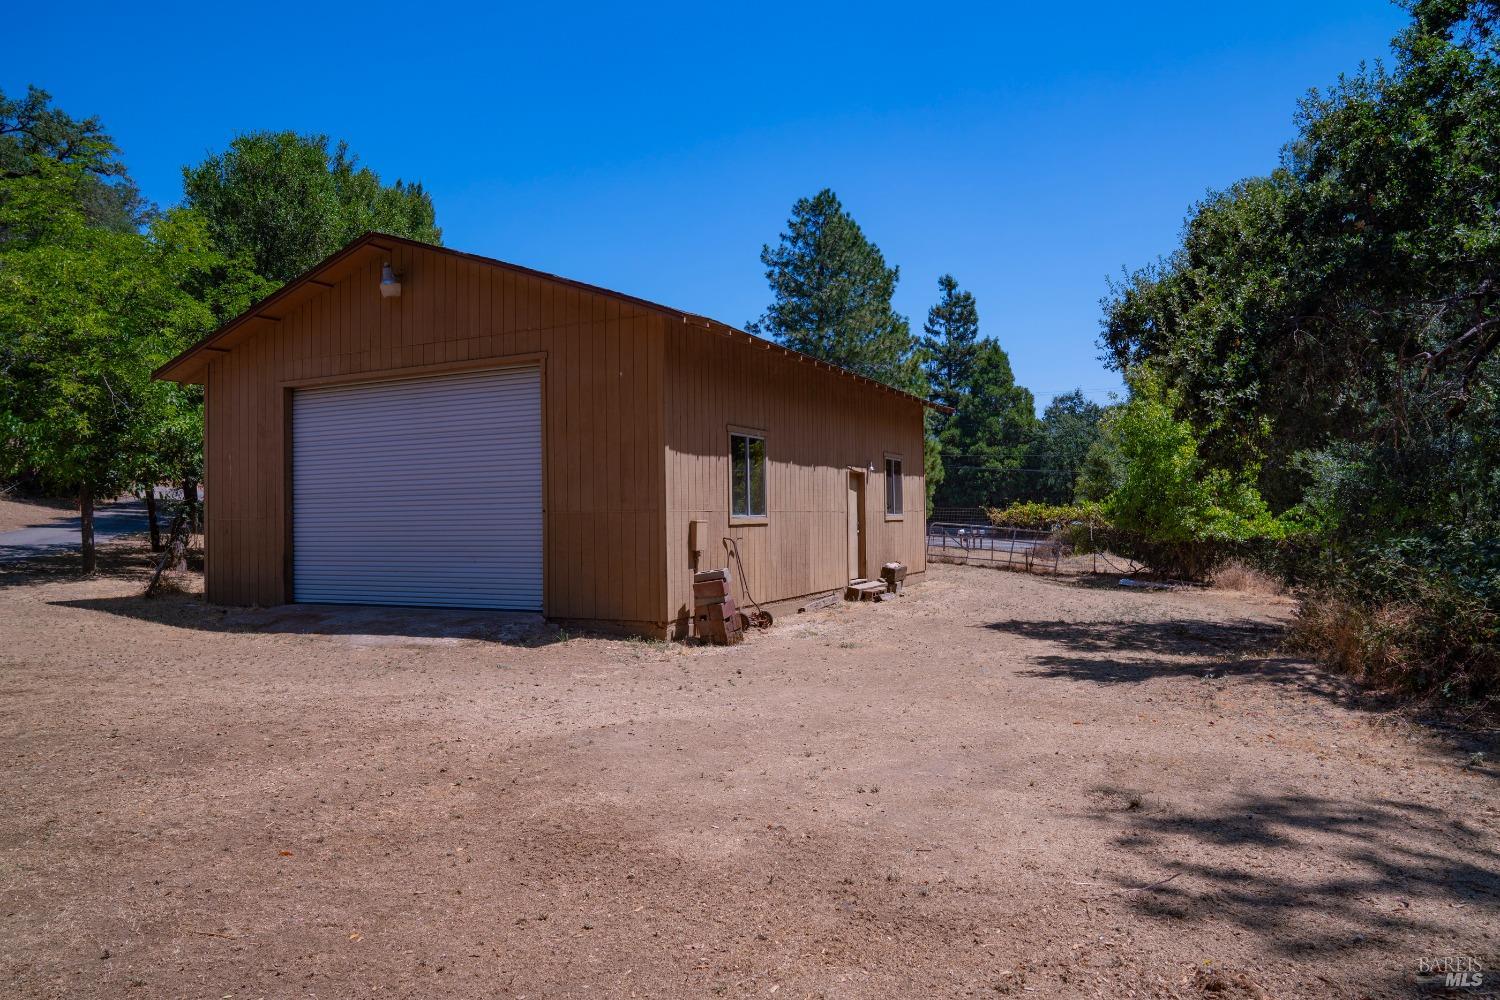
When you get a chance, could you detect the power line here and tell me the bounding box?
[1027,387,1123,394]
[941,463,1074,473]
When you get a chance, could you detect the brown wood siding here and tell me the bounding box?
[202,243,667,630]
[662,323,928,636]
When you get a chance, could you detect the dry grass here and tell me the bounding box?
[142,568,199,598]
[1290,595,1422,688]
[1209,559,1285,596]
[1291,579,1498,703]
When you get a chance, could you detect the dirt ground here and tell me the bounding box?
[0,496,75,534]
[2,548,1496,998]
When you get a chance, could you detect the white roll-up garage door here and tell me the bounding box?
[291,366,542,609]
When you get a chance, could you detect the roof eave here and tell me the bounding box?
[677,313,948,412]
[153,233,396,383]
[154,231,951,413]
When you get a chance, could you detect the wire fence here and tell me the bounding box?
[926,521,1072,574]
[929,506,995,526]
[926,520,1143,578]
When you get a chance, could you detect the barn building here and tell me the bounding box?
[154,233,935,637]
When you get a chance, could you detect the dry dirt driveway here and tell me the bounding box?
[1,556,1496,998]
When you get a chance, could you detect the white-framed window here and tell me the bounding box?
[730,430,767,520]
[885,454,904,517]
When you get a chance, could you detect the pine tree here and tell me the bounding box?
[939,340,1039,506]
[924,411,946,515]
[920,274,980,415]
[749,189,921,394]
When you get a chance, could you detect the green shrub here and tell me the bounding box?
[1283,428,1500,699]
[985,375,1305,581]
[984,500,1107,531]
[1292,559,1499,699]
[985,501,1107,553]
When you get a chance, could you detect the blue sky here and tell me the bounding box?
[10,2,1408,407]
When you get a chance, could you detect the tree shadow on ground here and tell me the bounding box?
[983,615,1351,695]
[1092,789,1500,985]
[0,501,151,573]
[0,542,161,589]
[50,592,568,647]
[987,615,1500,765]
[1060,570,1175,590]
[5,536,565,646]
[988,616,1282,657]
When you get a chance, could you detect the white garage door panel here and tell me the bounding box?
[292,366,542,609]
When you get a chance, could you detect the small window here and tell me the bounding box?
[885,456,903,516]
[731,432,766,519]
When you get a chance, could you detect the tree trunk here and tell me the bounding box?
[145,487,162,552]
[146,506,191,596]
[182,477,198,534]
[80,484,96,574]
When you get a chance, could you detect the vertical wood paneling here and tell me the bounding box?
[200,241,921,635]
[660,325,927,637]
[204,243,668,631]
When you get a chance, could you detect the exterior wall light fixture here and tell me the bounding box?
[379,262,402,298]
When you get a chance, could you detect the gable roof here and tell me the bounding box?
[153,232,947,412]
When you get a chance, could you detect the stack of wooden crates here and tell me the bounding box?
[693,568,744,645]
